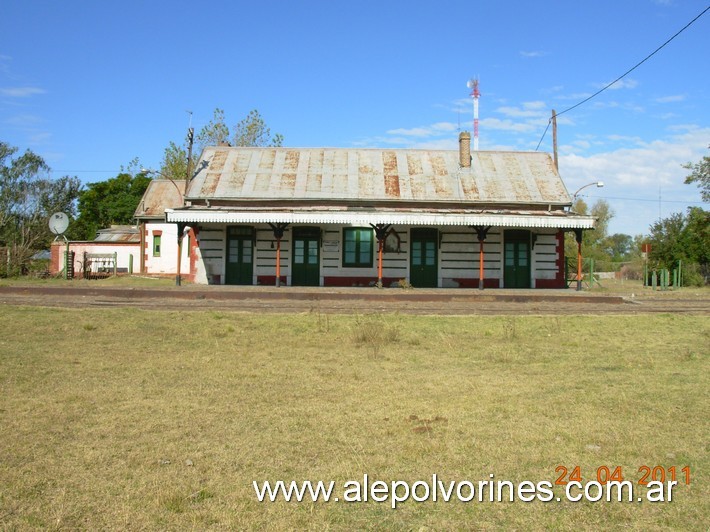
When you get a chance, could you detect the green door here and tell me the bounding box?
[292,227,320,286]
[410,228,438,288]
[504,230,531,288]
[225,226,254,285]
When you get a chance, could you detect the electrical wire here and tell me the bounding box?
[535,5,710,151]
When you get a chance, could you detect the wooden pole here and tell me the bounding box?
[139,222,146,274]
[377,238,383,286]
[275,237,281,287]
[176,232,183,286]
[479,240,485,290]
[552,109,558,170]
[576,241,583,291]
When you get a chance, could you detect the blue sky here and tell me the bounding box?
[1,0,708,237]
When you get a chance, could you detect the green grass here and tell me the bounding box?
[0,307,708,529]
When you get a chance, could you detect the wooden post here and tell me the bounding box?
[370,224,391,288]
[574,229,583,291]
[552,109,558,171]
[176,233,183,286]
[275,237,282,287]
[377,238,384,285]
[471,226,491,290]
[479,240,485,290]
[269,223,289,287]
[139,221,146,274]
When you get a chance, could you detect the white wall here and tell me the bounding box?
[169,223,563,287]
[145,223,192,275]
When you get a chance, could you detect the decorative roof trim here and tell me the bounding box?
[165,208,595,229]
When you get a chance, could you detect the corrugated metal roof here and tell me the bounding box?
[166,207,595,229]
[134,179,184,219]
[95,225,141,243]
[186,147,572,205]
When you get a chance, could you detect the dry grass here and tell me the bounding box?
[0,307,708,530]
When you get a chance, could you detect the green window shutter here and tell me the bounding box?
[342,228,373,268]
[153,235,161,257]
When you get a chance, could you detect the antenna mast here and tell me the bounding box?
[467,78,480,151]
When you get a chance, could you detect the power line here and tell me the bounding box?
[535,5,710,151]
[578,193,705,204]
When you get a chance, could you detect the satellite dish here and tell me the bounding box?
[49,212,69,235]
[467,79,474,89]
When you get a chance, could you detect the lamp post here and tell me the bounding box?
[572,181,604,200]
[141,168,187,286]
[571,181,604,291]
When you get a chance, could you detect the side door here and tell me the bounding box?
[225,226,254,285]
[503,230,531,288]
[292,227,320,286]
[410,228,438,288]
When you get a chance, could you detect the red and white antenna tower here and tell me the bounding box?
[467,78,480,151]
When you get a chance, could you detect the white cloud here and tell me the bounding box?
[497,100,547,118]
[520,50,546,58]
[559,127,709,234]
[603,78,638,90]
[0,86,46,97]
[386,121,458,138]
[386,127,432,137]
[654,94,685,103]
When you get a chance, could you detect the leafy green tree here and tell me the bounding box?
[195,108,230,151]
[602,233,634,261]
[683,147,709,202]
[233,109,284,148]
[72,170,151,240]
[1,141,80,275]
[159,141,189,183]
[649,207,709,285]
[195,108,283,152]
[564,198,617,266]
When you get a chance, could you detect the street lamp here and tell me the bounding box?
[141,168,188,286]
[570,181,603,292]
[572,181,604,200]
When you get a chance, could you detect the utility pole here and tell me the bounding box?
[552,109,558,170]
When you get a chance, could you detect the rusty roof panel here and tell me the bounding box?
[185,147,572,205]
[134,180,184,219]
[95,225,140,242]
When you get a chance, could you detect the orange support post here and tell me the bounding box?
[275,237,282,287]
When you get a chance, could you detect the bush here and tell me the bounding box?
[682,263,707,287]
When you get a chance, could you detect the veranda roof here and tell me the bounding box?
[166,207,595,229]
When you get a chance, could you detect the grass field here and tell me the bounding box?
[0,306,708,529]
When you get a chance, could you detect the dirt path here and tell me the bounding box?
[1,285,708,315]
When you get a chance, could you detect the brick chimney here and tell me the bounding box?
[459,131,471,168]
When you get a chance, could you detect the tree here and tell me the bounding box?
[564,198,617,265]
[233,109,284,148]
[683,147,710,202]
[159,141,189,183]
[195,108,283,152]
[649,207,709,285]
[602,233,634,261]
[1,141,81,275]
[72,170,152,241]
[195,108,230,151]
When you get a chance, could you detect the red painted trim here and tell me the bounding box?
[452,278,500,289]
[535,279,564,289]
[257,275,287,286]
[323,276,399,287]
[152,230,163,236]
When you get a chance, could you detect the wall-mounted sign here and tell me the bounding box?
[323,239,339,253]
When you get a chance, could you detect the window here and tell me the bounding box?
[343,228,373,267]
[153,235,161,257]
